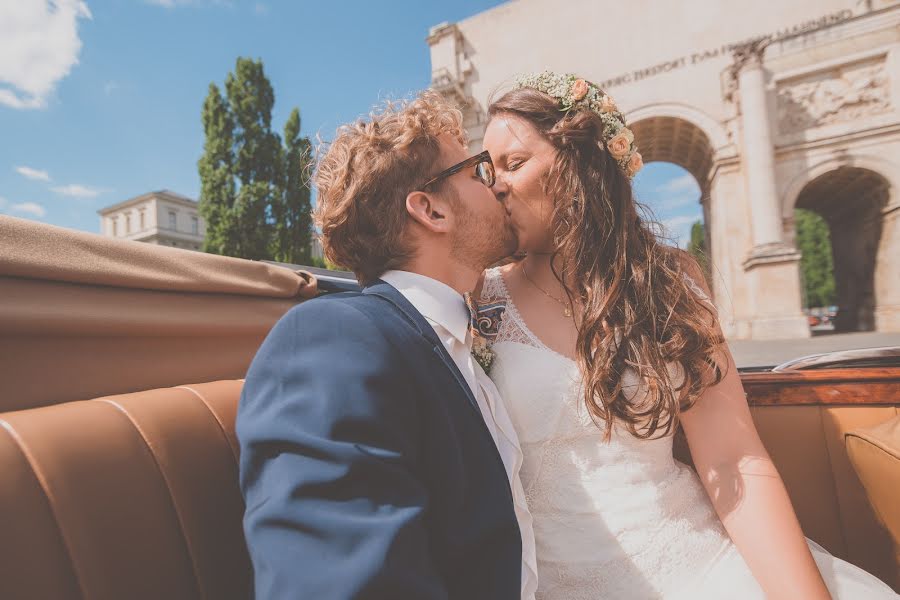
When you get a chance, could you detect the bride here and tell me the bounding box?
[475,71,897,599]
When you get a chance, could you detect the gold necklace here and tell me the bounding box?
[520,260,573,317]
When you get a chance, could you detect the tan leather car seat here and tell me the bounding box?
[0,381,250,600]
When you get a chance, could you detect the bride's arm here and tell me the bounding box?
[678,263,831,600]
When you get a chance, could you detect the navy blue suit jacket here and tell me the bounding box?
[237,280,522,599]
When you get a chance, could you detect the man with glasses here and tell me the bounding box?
[237,91,536,600]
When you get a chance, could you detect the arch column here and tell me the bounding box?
[738,48,784,248]
[732,41,809,339]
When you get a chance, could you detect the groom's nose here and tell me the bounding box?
[491,176,508,204]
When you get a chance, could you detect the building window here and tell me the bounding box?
[168,210,177,230]
[139,210,145,230]
[125,214,131,234]
[191,216,199,235]
[111,218,118,237]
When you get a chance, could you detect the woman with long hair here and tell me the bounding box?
[476,71,896,599]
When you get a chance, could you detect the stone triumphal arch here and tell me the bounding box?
[427,0,900,339]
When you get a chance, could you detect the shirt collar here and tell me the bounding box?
[379,270,470,346]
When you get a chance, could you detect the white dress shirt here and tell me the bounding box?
[380,270,538,600]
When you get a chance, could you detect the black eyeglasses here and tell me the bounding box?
[419,150,495,190]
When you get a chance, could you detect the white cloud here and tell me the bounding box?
[658,194,700,212]
[0,1,92,110]
[144,0,233,7]
[11,202,47,218]
[0,197,47,218]
[660,215,700,248]
[15,166,51,181]
[655,174,701,211]
[51,183,107,198]
[657,174,699,195]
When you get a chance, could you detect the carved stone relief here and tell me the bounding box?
[777,57,890,133]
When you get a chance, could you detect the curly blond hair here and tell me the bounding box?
[313,91,466,285]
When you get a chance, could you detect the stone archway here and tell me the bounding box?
[626,103,730,190]
[630,116,715,186]
[629,112,718,285]
[794,167,890,332]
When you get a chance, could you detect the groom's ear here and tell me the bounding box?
[406,190,451,234]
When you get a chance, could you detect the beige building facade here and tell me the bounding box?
[98,190,205,251]
[428,0,900,339]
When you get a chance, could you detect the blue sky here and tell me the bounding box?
[0,0,701,247]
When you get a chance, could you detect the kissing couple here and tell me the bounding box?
[237,72,898,599]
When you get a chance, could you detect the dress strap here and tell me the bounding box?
[480,267,508,303]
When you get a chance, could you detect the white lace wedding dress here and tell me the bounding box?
[480,268,897,599]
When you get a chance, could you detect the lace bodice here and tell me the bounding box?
[478,267,731,599]
[479,264,566,352]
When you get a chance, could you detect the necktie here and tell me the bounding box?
[463,292,481,346]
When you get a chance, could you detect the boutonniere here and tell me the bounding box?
[467,298,507,375]
[471,336,496,374]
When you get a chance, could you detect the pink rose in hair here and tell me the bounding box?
[607,129,634,160]
[627,152,644,176]
[571,79,589,101]
[599,95,617,113]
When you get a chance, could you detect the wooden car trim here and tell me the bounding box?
[741,367,900,406]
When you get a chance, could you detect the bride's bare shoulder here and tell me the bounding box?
[497,260,519,277]
[495,257,522,281]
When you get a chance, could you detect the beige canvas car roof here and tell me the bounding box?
[0,215,317,412]
[0,215,317,298]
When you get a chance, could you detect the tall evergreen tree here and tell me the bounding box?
[795,208,836,308]
[687,220,711,284]
[198,57,313,262]
[271,108,313,264]
[225,58,281,260]
[197,83,237,255]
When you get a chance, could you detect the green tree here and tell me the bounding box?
[687,220,711,285]
[795,208,836,308]
[271,108,313,264]
[198,57,313,262]
[225,58,281,260]
[197,83,237,255]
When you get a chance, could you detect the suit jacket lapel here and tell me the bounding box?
[363,280,482,415]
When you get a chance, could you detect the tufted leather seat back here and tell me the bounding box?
[2,376,897,597]
[0,381,250,600]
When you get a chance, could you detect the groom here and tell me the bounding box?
[237,91,536,599]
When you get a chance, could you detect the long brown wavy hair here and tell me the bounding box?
[489,88,725,440]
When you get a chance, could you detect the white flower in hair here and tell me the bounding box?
[514,71,643,178]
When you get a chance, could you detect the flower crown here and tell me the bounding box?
[514,71,643,178]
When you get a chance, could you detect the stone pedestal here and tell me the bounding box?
[742,243,810,339]
[874,204,900,332]
[875,305,900,332]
